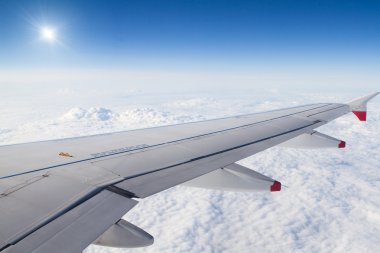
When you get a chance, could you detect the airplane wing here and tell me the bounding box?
[0,93,378,253]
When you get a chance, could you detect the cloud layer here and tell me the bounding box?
[0,92,379,253]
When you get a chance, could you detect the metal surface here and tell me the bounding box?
[279,131,343,149]
[182,163,278,192]
[94,219,153,248]
[2,190,137,253]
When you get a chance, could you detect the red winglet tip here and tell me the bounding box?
[338,141,346,148]
[352,111,367,121]
[270,181,281,192]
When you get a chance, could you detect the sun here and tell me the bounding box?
[40,26,56,42]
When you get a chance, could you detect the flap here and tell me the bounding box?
[3,190,137,253]
[0,164,121,251]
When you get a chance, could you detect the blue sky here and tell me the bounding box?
[1,0,379,92]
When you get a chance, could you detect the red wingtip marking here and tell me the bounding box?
[352,111,367,121]
[338,141,346,148]
[270,181,281,192]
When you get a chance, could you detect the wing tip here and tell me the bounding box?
[349,92,379,121]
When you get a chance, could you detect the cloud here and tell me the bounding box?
[1,69,379,93]
[0,92,379,253]
[164,98,218,109]
[61,107,115,121]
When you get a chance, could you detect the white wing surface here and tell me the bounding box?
[0,93,378,252]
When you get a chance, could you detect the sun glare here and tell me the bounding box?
[40,26,56,42]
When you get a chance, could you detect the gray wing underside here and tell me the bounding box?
[0,102,351,252]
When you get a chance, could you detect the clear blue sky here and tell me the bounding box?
[1,0,379,92]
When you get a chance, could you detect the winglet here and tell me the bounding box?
[348,92,379,121]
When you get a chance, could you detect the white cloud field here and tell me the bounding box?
[0,89,379,253]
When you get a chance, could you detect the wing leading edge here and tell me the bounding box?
[0,93,378,252]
